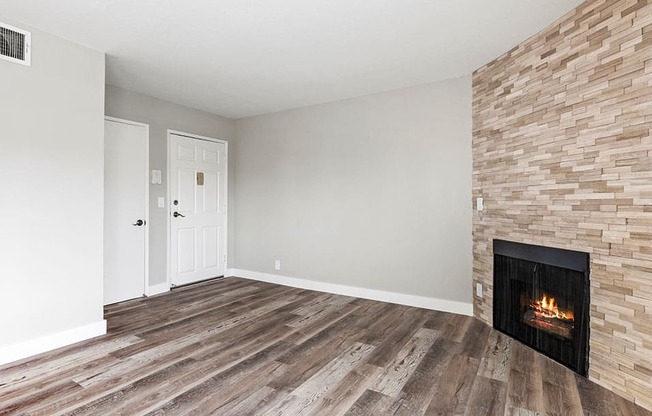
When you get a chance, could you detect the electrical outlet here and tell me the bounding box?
[476,197,484,211]
[157,197,165,208]
[476,283,483,298]
[274,260,281,270]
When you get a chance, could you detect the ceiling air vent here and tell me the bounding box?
[0,21,31,66]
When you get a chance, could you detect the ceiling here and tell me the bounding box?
[0,0,583,119]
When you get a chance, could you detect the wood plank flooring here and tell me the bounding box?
[0,277,649,415]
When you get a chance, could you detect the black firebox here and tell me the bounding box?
[493,239,590,376]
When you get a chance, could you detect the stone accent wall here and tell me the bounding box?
[472,0,652,410]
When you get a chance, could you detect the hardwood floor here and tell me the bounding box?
[0,277,649,415]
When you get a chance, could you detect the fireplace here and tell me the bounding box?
[493,239,590,376]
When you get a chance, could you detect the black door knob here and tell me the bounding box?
[173,212,185,218]
[132,219,144,226]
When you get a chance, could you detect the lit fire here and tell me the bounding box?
[530,294,573,321]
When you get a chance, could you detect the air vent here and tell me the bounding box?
[0,21,31,66]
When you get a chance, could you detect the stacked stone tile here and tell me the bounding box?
[472,0,652,410]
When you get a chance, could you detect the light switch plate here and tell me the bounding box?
[151,169,162,185]
[476,283,483,298]
[157,197,165,208]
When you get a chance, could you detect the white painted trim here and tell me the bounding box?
[225,268,236,277]
[0,320,107,366]
[168,129,227,145]
[231,269,473,316]
[166,131,171,289]
[145,282,170,297]
[104,116,149,129]
[166,130,229,289]
[104,117,150,298]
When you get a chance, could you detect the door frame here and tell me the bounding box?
[104,116,150,297]
[166,129,229,288]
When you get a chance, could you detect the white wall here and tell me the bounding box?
[234,76,473,306]
[104,85,236,287]
[0,17,106,363]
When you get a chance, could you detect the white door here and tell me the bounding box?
[104,118,148,305]
[170,133,227,286]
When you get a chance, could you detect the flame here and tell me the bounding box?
[531,294,574,320]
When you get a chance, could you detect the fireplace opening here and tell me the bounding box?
[524,290,574,340]
[493,239,590,376]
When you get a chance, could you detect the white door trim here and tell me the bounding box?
[166,129,228,288]
[104,116,150,296]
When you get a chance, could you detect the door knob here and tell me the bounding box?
[173,212,185,218]
[132,219,145,226]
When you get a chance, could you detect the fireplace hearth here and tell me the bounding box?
[493,239,590,376]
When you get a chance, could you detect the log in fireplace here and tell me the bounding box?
[493,239,590,376]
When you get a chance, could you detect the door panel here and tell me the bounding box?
[170,133,227,286]
[177,144,195,160]
[178,169,196,213]
[203,172,218,212]
[104,119,148,305]
[203,148,218,164]
[177,228,196,273]
[202,226,219,268]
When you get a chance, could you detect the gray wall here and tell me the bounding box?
[234,76,473,303]
[105,85,236,286]
[0,18,105,348]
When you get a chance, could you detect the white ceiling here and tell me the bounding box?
[0,0,583,119]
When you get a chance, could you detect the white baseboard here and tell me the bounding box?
[146,282,170,297]
[0,320,107,366]
[225,268,236,277]
[230,269,473,316]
